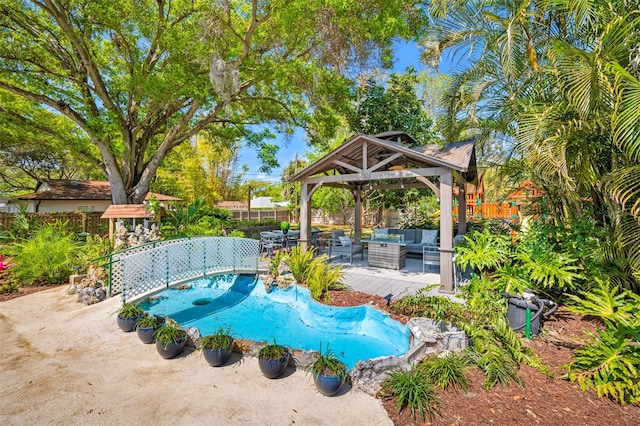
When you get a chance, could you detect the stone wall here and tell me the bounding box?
[349,318,469,395]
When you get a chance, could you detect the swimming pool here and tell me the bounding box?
[139,274,410,369]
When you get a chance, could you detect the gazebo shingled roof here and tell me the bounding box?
[288,132,477,294]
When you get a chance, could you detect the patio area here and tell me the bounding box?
[260,250,462,302]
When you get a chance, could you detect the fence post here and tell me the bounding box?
[108,254,113,297]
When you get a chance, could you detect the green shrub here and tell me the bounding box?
[77,234,113,270]
[286,246,315,283]
[381,368,440,422]
[418,352,470,392]
[7,221,82,286]
[305,256,345,302]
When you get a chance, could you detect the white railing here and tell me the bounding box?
[119,237,260,302]
[107,237,194,296]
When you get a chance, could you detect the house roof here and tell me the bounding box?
[508,180,544,200]
[287,132,477,184]
[101,204,150,219]
[12,180,180,202]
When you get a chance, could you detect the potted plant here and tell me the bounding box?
[309,345,347,396]
[201,326,234,367]
[135,313,165,344]
[116,302,144,332]
[280,221,290,235]
[154,317,187,359]
[258,340,290,379]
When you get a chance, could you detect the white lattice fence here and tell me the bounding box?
[108,237,194,296]
[117,237,259,301]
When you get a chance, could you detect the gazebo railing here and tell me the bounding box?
[105,237,259,301]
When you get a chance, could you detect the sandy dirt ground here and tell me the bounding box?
[0,287,392,425]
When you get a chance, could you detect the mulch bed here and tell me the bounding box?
[327,289,640,426]
[0,284,62,302]
[4,286,640,424]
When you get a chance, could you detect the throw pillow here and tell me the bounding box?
[338,236,352,246]
[421,230,438,246]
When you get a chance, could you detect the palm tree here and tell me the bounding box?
[423,0,640,289]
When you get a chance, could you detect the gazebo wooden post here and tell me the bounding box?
[353,185,362,244]
[457,182,467,235]
[439,169,455,293]
[299,181,312,250]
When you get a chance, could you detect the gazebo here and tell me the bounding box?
[287,131,477,293]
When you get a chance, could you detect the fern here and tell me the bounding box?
[477,342,523,389]
[454,230,512,273]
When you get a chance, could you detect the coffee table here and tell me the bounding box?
[366,239,412,270]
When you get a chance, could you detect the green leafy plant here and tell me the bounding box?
[310,344,347,378]
[118,302,144,319]
[201,326,234,351]
[7,221,82,286]
[280,221,290,231]
[304,256,345,302]
[565,280,640,405]
[286,246,316,283]
[418,352,470,392]
[565,279,639,327]
[391,283,544,390]
[380,368,440,422]
[268,249,345,302]
[258,340,288,360]
[454,230,511,273]
[154,317,187,346]
[567,326,640,405]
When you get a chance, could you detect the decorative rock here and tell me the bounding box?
[186,327,201,348]
[114,222,162,251]
[69,265,108,305]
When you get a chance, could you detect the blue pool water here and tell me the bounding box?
[139,274,410,369]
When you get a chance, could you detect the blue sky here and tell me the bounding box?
[237,41,433,183]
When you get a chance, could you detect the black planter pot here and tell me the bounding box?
[203,346,233,367]
[258,350,290,379]
[156,339,186,359]
[313,373,346,396]
[136,326,157,344]
[117,315,138,332]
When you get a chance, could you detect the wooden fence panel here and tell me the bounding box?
[230,209,291,222]
[0,212,109,234]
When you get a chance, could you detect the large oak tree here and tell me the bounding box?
[0,0,423,203]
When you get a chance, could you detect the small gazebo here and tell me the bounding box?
[287,131,477,293]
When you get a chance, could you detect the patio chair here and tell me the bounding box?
[259,231,282,258]
[327,230,363,264]
[422,239,440,272]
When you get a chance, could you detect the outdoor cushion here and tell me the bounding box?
[421,230,438,246]
[338,236,352,246]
